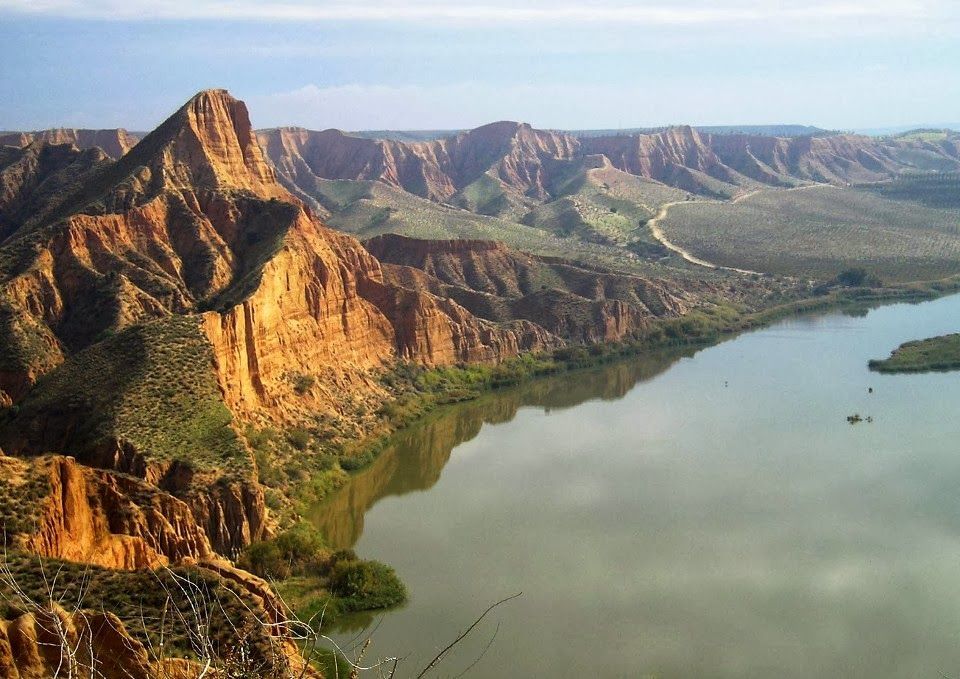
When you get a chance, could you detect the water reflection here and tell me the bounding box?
[307,294,960,677]
[308,347,695,549]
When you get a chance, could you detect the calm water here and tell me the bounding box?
[311,294,960,678]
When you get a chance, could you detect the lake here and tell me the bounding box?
[311,294,960,678]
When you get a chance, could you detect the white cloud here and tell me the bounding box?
[0,0,940,24]
[246,69,960,131]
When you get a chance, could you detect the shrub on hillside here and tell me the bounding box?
[239,524,327,580]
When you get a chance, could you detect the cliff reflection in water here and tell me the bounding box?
[308,347,695,548]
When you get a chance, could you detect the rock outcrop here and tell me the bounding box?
[261,122,960,210]
[0,455,213,570]
[258,121,579,206]
[366,234,696,343]
[0,605,153,679]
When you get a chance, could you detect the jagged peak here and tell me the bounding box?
[18,90,292,230]
[110,89,288,199]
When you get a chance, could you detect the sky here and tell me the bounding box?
[0,0,958,132]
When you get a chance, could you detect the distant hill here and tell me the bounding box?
[340,124,831,142]
[855,123,960,136]
[258,122,960,218]
[0,128,140,159]
[347,129,461,142]
[572,124,831,138]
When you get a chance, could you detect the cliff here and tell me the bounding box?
[0,554,313,678]
[366,234,697,343]
[0,455,210,570]
[257,121,580,215]
[0,605,154,679]
[262,123,960,210]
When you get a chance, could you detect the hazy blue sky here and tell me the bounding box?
[1,0,958,131]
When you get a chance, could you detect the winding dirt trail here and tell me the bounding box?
[647,183,836,275]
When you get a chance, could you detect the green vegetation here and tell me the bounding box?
[451,173,514,217]
[0,295,62,374]
[313,178,718,283]
[328,557,406,613]
[1,315,250,479]
[239,524,406,625]
[660,186,960,281]
[0,552,279,662]
[869,333,960,373]
[239,523,328,580]
[834,267,883,288]
[290,372,316,395]
[0,458,51,539]
[893,129,952,143]
[859,171,960,209]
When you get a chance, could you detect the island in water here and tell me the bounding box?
[869,333,960,372]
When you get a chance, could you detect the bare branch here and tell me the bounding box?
[416,592,522,679]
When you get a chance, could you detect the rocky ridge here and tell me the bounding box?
[0,128,140,160]
[261,123,960,213]
[366,234,697,343]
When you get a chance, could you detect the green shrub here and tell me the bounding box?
[291,373,316,395]
[836,267,882,287]
[238,524,327,580]
[328,557,407,613]
[286,428,311,451]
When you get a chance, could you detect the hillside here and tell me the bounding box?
[657,186,960,281]
[0,90,744,673]
[0,128,140,159]
[259,122,960,283]
[260,122,960,209]
[366,234,702,343]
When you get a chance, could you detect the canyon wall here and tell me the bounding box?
[261,123,960,209]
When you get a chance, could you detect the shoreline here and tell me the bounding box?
[305,278,960,509]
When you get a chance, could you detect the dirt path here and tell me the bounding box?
[647,183,836,275]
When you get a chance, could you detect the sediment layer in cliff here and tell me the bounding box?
[260,122,960,211]
[0,454,213,570]
[366,234,697,342]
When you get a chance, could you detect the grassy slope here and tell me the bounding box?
[869,333,960,373]
[524,166,688,250]
[660,186,960,282]
[450,172,524,219]
[859,172,960,210]
[3,315,250,478]
[315,178,716,281]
